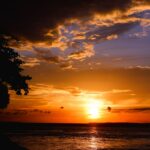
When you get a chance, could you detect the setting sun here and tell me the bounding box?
[86,100,103,119]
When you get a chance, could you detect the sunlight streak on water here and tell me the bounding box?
[90,136,97,150]
[89,126,98,149]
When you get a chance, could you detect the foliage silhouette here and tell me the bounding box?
[0,38,31,109]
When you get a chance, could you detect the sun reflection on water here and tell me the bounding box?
[89,126,98,150]
[90,136,97,149]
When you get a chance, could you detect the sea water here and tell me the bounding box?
[2,123,150,150]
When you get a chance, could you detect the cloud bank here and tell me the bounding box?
[1,0,150,67]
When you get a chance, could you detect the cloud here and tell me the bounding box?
[0,109,51,116]
[112,107,150,113]
[106,34,118,40]
[135,65,150,70]
[68,43,94,60]
[0,109,28,115]
[56,86,82,96]
[0,0,134,42]
[33,47,63,64]
[9,84,85,109]
[30,109,51,114]
[1,80,150,118]
[103,89,134,103]
[32,47,79,69]
[59,62,75,70]
[24,43,94,69]
[1,0,150,66]
[29,67,150,104]
[21,57,40,67]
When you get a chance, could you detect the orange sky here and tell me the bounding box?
[0,68,150,123]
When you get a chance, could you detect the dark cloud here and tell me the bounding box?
[33,47,62,63]
[0,0,135,42]
[0,109,51,116]
[31,109,51,114]
[112,107,150,113]
[0,109,28,116]
[86,22,137,43]
[1,0,150,66]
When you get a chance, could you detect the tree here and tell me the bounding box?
[0,38,31,109]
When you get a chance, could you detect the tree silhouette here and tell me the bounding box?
[0,38,31,109]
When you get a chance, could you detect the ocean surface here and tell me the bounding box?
[0,123,150,150]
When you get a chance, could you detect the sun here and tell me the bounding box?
[86,100,103,119]
[88,103,99,119]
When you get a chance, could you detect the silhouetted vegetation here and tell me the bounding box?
[0,38,31,109]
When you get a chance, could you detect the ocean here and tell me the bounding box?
[0,123,150,150]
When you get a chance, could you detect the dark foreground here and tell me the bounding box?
[0,122,150,150]
[0,133,27,150]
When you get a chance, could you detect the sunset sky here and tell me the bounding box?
[0,0,150,123]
